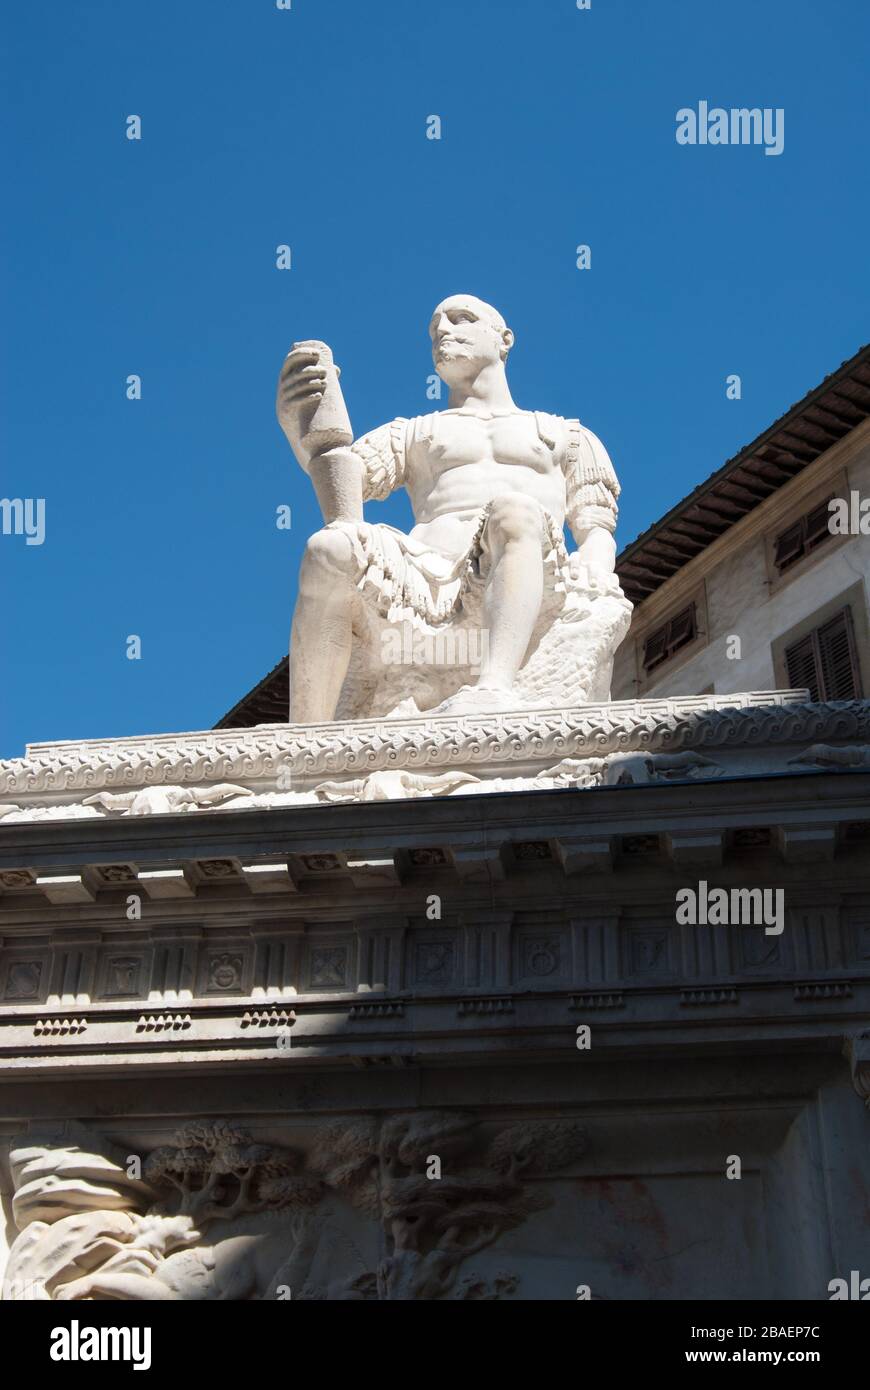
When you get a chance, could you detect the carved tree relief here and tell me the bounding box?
[2,1115,587,1301]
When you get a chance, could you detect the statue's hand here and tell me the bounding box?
[567,553,622,598]
[276,346,329,465]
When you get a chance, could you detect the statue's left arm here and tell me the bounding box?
[562,418,621,585]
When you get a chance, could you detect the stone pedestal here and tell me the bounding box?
[2,691,869,1299]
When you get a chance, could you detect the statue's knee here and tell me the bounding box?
[487,495,544,547]
[301,527,356,584]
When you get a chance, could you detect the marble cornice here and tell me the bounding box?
[3,691,865,801]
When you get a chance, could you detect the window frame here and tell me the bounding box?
[784,606,863,702]
[773,582,869,704]
[642,603,698,675]
[632,581,710,695]
[764,469,850,594]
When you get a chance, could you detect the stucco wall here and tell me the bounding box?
[613,426,870,701]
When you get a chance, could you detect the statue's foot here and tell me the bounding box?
[432,684,518,717]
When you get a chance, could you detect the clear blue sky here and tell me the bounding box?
[2,0,868,757]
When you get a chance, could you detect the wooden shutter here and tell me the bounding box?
[817,608,862,700]
[669,605,696,649]
[642,628,668,671]
[774,521,804,571]
[784,632,821,701]
[774,498,835,573]
[784,607,862,703]
[804,499,833,552]
[642,603,697,673]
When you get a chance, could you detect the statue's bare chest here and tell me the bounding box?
[408,412,556,478]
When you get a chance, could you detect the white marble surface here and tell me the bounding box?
[278,296,631,721]
[0,690,867,821]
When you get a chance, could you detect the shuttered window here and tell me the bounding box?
[642,603,697,674]
[774,498,835,572]
[784,607,863,701]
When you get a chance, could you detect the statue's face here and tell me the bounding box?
[429,295,512,385]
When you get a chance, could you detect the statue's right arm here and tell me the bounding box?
[293,418,409,527]
[277,344,408,520]
[276,346,364,524]
[276,346,332,469]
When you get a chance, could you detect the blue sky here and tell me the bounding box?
[2,0,868,757]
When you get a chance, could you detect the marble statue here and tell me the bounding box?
[277,295,632,722]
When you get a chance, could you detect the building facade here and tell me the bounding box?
[613,345,870,704]
[2,348,870,1301]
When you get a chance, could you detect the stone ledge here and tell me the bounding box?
[2,803,870,901]
[0,689,807,793]
[3,691,869,822]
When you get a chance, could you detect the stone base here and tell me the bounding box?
[2,690,869,822]
[3,691,870,1301]
[2,734,870,1300]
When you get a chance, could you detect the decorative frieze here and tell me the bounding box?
[517,933,565,983]
[239,1008,295,1029]
[3,693,868,823]
[99,954,148,999]
[0,870,34,889]
[307,944,351,991]
[204,952,246,994]
[569,992,624,1009]
[457,997,514,1015]
[32,1016,87,1036]
[413,938,456,988]
[2,958,46,1001]
[793,981,853,1001]
[135,1013,192,1032]
[348,1002,404,1020]
[680,989,738,1006]
[2,895,870,1021]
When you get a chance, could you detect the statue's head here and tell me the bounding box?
[429,295,514,385]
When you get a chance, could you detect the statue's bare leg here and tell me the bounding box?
[434,497,544,715]
[478,497,545,690]
[289,528,359,722]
